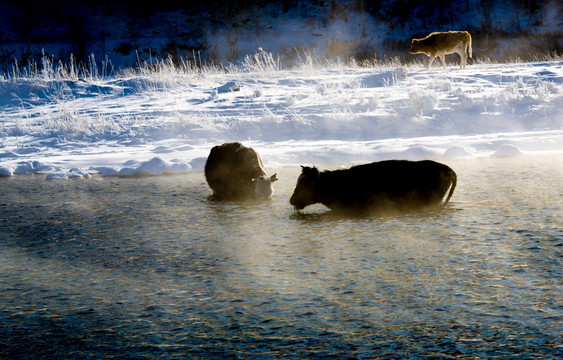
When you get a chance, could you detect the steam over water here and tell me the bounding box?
[1,155,561,359]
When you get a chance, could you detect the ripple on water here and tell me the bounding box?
[0,156,562,358]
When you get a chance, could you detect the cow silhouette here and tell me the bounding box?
[290,160,456,214]
[205,142,277,200]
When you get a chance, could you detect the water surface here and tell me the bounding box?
[1,155,562,359]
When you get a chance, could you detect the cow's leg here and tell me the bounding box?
[427,55,436,68]
[458,50,467,69]
[439,54,446,69]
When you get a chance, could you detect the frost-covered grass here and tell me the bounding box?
[5,49,561,82]
[0,52,562,179]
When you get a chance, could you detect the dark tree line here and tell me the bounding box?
[0,0,559,68]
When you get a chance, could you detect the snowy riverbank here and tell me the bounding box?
[1,59,562,179]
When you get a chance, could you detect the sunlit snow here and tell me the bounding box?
[1,58,562,179]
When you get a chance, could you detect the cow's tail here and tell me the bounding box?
[442,168,457,206]
[467,31,472,58]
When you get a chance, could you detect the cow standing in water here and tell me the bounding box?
[205,142,277,200]
[410,31,472,69]
[290,160,456,214]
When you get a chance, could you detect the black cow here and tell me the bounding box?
[205,142,277,200]
[290,160,456,214]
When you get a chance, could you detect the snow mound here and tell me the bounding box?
[14,161,60,174]
[400,146,442,160]
[443,146,472,159]
[46,169,91,180]
[91,157,191,177]
[217,81,240,93]
[0,166,13,176]
[189,157,208,171]
[493,144,523,157]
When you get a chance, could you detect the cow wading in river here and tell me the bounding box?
[410,31,472,69]
[290,160,456,214]
[205,142,277,200]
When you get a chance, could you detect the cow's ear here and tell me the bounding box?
[302,166,319,179]
[270,173,278,182]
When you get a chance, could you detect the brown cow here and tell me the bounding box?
[205,142,277,200]
[410,31,472,69]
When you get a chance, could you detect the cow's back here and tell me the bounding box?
[204,142,267,199]
[354,160,452,195]
[421,32,468,53]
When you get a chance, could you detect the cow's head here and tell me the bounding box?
[290,166,320,210]
[409,39,421,54]
[253,173,278,198]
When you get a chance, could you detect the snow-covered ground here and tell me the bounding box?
[0,57,562,180]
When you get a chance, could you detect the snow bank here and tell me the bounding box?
[91,157,191,177]
[0,61,561,179]
[46,169,91,180]
[0,166,13,177]
[492,144,523,157]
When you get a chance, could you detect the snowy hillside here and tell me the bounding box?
[1,56,561,179]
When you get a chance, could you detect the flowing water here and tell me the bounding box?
[1,155,562,359]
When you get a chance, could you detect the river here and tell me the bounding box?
[1,154,561,359]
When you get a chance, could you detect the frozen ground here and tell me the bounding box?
[0,57,562,179]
